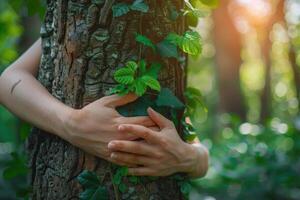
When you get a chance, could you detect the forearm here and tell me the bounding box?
[0,40,73,139]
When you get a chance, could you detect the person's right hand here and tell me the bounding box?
[62,93,155,164]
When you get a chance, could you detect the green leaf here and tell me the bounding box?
[16,186,32,198]
[156,40,179,58]
[110,84,128,96]
[113,167,128,185]
[126,61,138,71]
[168,4,179,21]
[129,176,139,184]
[133,79,147,96]
[165,31,202,56]
[139,59,147,75]
[186,12,199,27]
[130,0,149,13]
[135,33,156,50]
[112,3,130,17]
[77,170,108,200]
[79,187,108,200]
[184,87,207,123]
[118,183,127,193]
[166,32,182,45]
[141,75,161,91]
[77,170,100,188]
[117,95,155,117]
[180,31,202,56]
[180,181,192,197]
[156,88,185,109]
[114,68,135,84]
[145,62,162,79]
[3,152,28,180]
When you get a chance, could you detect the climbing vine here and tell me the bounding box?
[77,0,216,199]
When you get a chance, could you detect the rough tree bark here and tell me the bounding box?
[212,0,246,119]
[26,0,186,199]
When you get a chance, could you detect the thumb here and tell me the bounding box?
[101,93,138,108]
[147,107,173,129]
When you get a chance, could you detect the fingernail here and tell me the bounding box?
[119,125,125,131]
[108,142,116,149]
[111,153,116,159]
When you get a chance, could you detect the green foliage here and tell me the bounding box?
[156,88,185,109]
[112,167,129,193]
[2,152,28,180]
[156,40,179,58]
[192,119,300,200]
[184,87,207,123]
[109,2,207,196]
[3,0,46,18]
[77,170,108,200]
[112,0,149,17]
[135,33,156,51]
[112,3,131,17]
[180,181,193,199]
[130,0,149,13]
[135,31,202,58]
[0,6,22,70]
[166,31,202,56]
[182,120,197,142]
[112,60,161,96]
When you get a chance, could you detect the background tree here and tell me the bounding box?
[212,0,246,119]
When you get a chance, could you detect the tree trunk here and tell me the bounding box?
[290,48,300,108]
[212,0,246,119]
[259,0,285,122]
[26,0,186,199]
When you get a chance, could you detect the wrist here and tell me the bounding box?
[57,105,80,141]
[178,143,209,178]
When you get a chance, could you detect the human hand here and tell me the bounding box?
[107,107,209,177]
[63,94,156,163]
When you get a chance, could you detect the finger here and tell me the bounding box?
[120,116,155,127]
[110,152,153,166]
[118,124,161,144]
[128,167,156,176]
[149,126,160,132]
[101,93,138,108]
[108,140,157,157]
[147,107,173,129]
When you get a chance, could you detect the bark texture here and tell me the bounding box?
[27,0,186,199]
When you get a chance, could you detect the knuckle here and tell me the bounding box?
[114,117,123,125]
[155,152,164,159]
[159,137,169,147]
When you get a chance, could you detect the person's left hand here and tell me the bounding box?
[107,107,209,178]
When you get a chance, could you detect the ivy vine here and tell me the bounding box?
[78,0,215,199]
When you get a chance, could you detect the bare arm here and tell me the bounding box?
[0,39,72,138]
[0,39,156,161]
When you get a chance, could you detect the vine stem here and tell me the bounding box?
[138,12,143,60]
[109,165,120,200]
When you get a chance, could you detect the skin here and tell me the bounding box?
[0,38,209,178]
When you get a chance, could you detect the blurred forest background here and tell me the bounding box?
[0,0,300,199]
